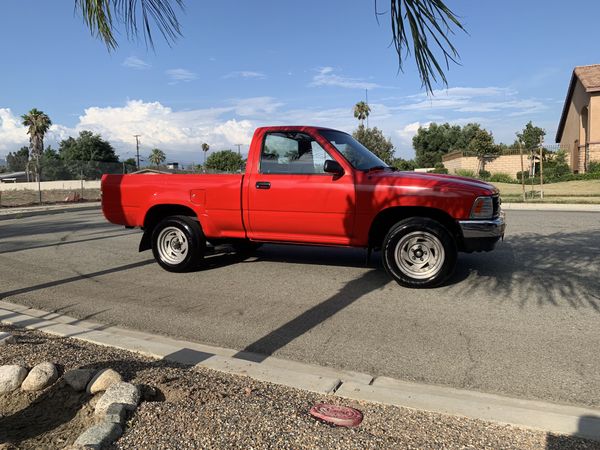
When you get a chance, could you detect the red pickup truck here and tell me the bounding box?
[102,126,505,288]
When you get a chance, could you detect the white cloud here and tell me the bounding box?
[0,109,28,152]
[396,121,429,147]
[233,97,284,116]
[310,67,380,90]
[398,86,547,116]
[166,68,198,84]
[223,71,266,79]
[213,119,254,145]
[122,56,151,70]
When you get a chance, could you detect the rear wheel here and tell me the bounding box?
[152,215,205,272]
[382,217,456,288]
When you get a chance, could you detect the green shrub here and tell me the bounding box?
[455,169,476,178]
[430,162,448,174]
[478,170,491,180]
[489,172,515,183]
[589,161,600,174]
[516,171,529,182]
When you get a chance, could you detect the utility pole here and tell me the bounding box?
[133,135,141,170]
[235,144,242,156]
[539,136,544,200]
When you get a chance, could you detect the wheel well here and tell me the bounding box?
[143,204,198,232]
[368,207,460,249]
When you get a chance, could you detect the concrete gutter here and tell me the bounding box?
[0,202,101,220]
[2,300,600,441]
[502,203,600,212]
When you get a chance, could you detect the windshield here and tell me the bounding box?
[319,130,389,171]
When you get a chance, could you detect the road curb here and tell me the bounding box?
[0,202,101,220]
[502,203,600,212]
[1,300,600,441]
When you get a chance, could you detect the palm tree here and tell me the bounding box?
[21,108,52,182]
[201,142,210,171]
[74,0,463,94]
[353,101,371,127]
[149,148,166,168]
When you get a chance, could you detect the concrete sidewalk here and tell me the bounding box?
[0,201,100,220]
[2,300,600,442]
[502,203,600,212]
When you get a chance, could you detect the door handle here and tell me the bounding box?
[256,181,271,190]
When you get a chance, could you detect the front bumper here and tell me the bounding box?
[458,212,506,252]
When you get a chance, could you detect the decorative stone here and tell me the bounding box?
[104,403,127,424]
[95,382,140,415]
[86,368,122,394]
[64,369,96,391]
[21,362,58,391]
[0,365,28,393]
[0,332,16,345]
[73,422,123,448]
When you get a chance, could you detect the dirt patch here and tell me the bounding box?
[1,324,599,449]
[0,386,95,449]
[0,189,100,207]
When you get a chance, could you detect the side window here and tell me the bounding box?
[261,132,334,174]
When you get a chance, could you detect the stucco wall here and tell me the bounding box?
[0,180,100,191]
[560,79,590,149]
[443,153,532,178]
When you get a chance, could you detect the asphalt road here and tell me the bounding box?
[1,208,599,408]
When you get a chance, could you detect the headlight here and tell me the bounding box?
[470,196,493,219]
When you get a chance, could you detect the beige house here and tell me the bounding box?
[556,64,600,172]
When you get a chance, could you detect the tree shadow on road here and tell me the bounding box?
[443,231,600,311]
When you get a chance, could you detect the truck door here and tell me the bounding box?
[247,131,355,245]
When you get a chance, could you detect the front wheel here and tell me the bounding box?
[152,215,205,272]
[382,217,457,288]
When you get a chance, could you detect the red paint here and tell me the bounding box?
[101,126,497,246]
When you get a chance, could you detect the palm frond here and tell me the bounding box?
[74,0,184,50]
[386,0,466,94]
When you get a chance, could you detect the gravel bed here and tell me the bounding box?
[1,324,598,449]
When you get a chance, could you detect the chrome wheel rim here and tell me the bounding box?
[394,231,445,279]
[157,226,189,265]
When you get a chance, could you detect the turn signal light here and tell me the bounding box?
[470,197,493,219]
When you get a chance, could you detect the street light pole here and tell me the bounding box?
[235,144,242,156]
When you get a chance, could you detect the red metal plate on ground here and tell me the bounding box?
[309,403,363,427]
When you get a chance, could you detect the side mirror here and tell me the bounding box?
[323,160,344,176]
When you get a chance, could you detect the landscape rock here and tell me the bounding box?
[95,382,140,415]
[0,332,16,345]
[64,368,96,391]
[21,362,58,391]
[73,422,123,448]
[0,365,28,393]
[105,403,128,424]
[86,368,122,394]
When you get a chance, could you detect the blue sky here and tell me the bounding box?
[1,0,600,163]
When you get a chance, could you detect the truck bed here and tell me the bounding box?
[101,173,246,239]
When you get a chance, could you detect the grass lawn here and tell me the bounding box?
[492,180,600,203]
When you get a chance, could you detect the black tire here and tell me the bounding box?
[382,217,457,288]
[231,239,263,255]
[151,215,205,272]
